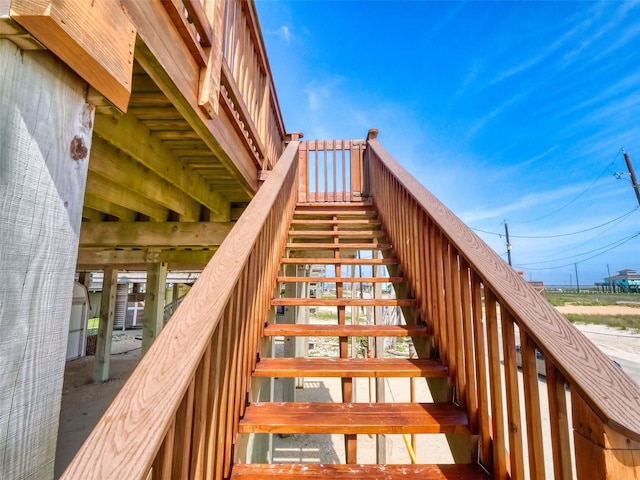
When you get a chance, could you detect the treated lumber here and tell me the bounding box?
[79,222,233,248]
[369,139,640,442]
[281,257,398,265]
[263,324,430,337]
[76,248,216,269]
[89,136,202,221]
[230,463,491,480]
[93,267,117,382]
[288,230,385,237]
[94,113,231,221]
[0,43,93,479]
[9,0,136,111]
[142,262,168,355]
[290,219,381,225]
[85,173,170,221]
[239,402,469,435]
[127,3,260,195]
[285,243,391,250]
[277,276,405,283]
[272,298,416,307]
[84,192,137,221]
[253,358,447,378]
[81,206,105,222]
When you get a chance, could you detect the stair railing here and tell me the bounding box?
[61,141,299,480]
[366,131,640,479]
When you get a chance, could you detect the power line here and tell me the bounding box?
[513,231,640,270]
[509,150,621,224]
[471,207,638,239]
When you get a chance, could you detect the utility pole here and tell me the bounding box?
[622,149,640,207]
[574,263,580,293]
[504,222,512,267]
[607,264,612,293]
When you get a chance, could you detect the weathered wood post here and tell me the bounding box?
[0,40,94,479]
[142,261,168,355]
[93,267,118,382]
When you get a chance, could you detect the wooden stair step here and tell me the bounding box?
[264,324,430,337]
[293,209,377,217]
[230,463,491,479]
[238,402,469,434]
[277,276,405,283]
[281,257,398,265]
[285,243,391,250]
[288,230,386,237]
[272,298,416,307]
[253,357,447,378]
[290,219,381,225]
[296,202,373,208]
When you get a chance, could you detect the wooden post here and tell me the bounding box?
[573,392,640,479]
[282,264,296,402]
[93,267,118,382]
[142,262,168,355]
[0,40,93,479]
[373,258,387,463]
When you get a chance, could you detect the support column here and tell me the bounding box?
[0,40,93,479]
[93,267,118,382]
[373,258,387,464]
[282,264,296,402]
[142,262,168,355]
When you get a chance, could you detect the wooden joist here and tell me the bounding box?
[239,402,470,435]
[253,358,447,378]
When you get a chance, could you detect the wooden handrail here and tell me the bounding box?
[61,141,299,480]
[366,136,640,477]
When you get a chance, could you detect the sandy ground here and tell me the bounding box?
[55,305,640,477]
[556,304,640,315]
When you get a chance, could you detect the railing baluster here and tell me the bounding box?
[190,344,212,479]
[450,248,466,405]
[485,291,507,478]
[519,331,545,480]
[471,273,492,467]
[501,310,525,480]
[173,381,195,479]
[459,260,478,433]
[546,361,573,479]
[152,419,175,480]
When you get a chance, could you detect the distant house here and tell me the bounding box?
[598,269,640,293]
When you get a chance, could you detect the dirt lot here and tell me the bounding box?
[556,304,640,315]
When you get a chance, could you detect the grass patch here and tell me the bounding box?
[565,314,640,332]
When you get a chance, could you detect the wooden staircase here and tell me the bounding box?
[231,203,490,479]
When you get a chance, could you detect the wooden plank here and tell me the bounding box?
[281,257,398,265]
[253,358,448,378]
[285,242,391,250]
[197,0,224,118]
[10,0,136,111]
[79,221,233,248]
[84,192,138,221]
[230,463,491,480]
[94,113,230,221]
[272,298,416,307]
[239,402,469,435]
[290,218,381,225]
[277,276,405,283]
[288,230,386,237]
[0,43,93,480]
[263,324,430,337]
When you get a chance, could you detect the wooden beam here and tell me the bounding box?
[93,267,118,382]
[142,262,168,355]
[86,172,169,221]
[84,192,138,221]
[10,0,136,111]
[125,4,259,195]
[89,136,202,221]
[0,42,93,479]
[79,221,233,248]
[81,206,106,222]
[76,248,216,269]
[94,113,230,221]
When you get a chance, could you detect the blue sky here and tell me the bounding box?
[256,1,640,286]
